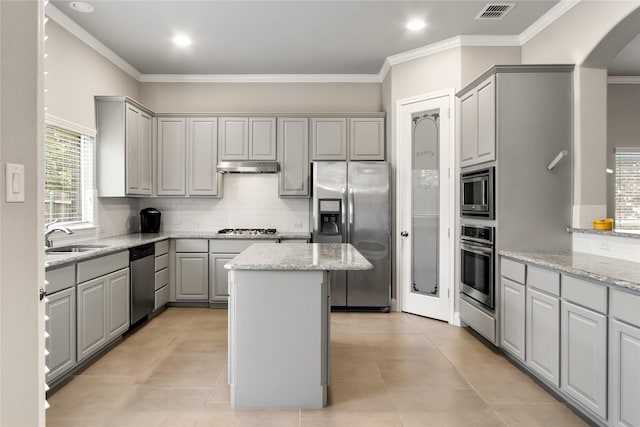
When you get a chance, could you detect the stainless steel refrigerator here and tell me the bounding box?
[311,162,391,311]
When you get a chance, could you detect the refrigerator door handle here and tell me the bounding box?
[348,187,355,242]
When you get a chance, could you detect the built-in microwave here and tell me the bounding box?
[461,167,494,219]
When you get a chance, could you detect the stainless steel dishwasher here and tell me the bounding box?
[130,243,155,325]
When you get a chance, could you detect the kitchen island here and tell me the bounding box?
[224,243,372,409]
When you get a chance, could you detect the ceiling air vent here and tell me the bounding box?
[476,3,515,20]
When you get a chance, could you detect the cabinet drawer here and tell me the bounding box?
[610,288,640,328]
[175,239,208,253]
[155,253,168,271]
[46,264,76,294]
[460,297,496,343]
[154,285,169,310]
[209,239,277,253]
[155,240,169,256]
[155,268,169,292]
[561,274,608,314]
[77,251,129,284]
[501,258,525,284]
[528,265,560,296]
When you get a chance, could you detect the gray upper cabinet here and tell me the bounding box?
[157,116,222,197]
[96,97,153,197]
[278,117,309,197]
[219,117,277,161]
[459,75,495,168]
[157,117,187,196]
[188,118,222,196]
[249,118,277,160]
[349,118,385,160]
[311,118,347,160]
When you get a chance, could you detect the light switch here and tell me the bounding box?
[5,163,25,203]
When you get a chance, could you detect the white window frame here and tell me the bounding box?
[614,147,640,231]
[45,115,97,232]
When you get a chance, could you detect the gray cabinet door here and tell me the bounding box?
[157,117,187,196]
[249,117,276,160]
[106,268,130,341]
[561,301,607,420]
[349,118,384,160]
[77,276,107,362]
[278,117,309,197]
[526,287,560,387]
[125,104,153,195]
[459,75,495,167]
[311,118,347,160]
[219,117,249,160]
[188,117,220,196]
[610,318,640,427]
[500,277,526,361]
[210,253,234,302]
[46,287,76,383]
[175,253,209,300]
[459,90,477,167]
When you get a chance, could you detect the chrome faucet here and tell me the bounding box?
[45,222,74,248]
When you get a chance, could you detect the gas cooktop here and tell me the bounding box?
[217,228,277,236]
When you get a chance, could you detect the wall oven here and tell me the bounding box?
[460,224,495,310]
[461,167,494,219]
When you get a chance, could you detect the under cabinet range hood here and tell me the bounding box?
[216,161,279,174]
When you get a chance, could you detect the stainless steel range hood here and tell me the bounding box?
[216,161,279,174]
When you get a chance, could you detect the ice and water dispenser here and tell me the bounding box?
[318,199,342,236]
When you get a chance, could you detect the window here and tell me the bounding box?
[44,123,95,226]
[614,148,640,231]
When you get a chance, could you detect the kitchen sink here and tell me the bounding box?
[46,244,109,253]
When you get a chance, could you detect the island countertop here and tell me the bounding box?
[224,243,373,271]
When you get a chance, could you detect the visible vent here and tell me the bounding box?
[476,3,515,20]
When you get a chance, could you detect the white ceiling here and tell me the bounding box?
[47,0,640,80]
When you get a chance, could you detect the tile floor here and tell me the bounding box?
[47,307,587,427]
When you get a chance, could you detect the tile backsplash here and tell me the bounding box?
[139,174,310,232]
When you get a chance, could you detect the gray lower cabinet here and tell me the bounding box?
[500,277,526,361]
[526,287,560,387]
[45,287,75,383]
[77,267,130,362]
[209,253,234,302]
[609,289,640,427]
[175,253,209,300]
[561,300,607,420]
[154,240,170,310]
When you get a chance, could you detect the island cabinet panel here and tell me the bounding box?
[46,287,75,383]
[175,253,209,300]
[500,277,526,361]
[157,117,187,196]
[609,289,640,427]
[278,117,309,197]
[310,118,347,160]
[561,300,607,420]
[210,254,234,302]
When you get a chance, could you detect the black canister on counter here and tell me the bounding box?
[140,208,161,233]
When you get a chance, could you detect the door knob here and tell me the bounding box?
[400,231,409,237]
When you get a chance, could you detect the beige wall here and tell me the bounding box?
[460,46,521,88]
[1,2,45,425]
[139,82,382,113]
[607,84,640,218]
[45,20,140,131]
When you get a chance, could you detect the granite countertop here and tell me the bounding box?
[224,243,373,271]
[568,227,640,239]
[45,231,311,269]
[500,250,640,293]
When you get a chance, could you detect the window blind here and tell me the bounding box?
[44,125,94,224]
[614,148,640,230]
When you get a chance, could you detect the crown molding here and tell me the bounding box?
[608,76,640,84]
[139,74,381,84]
[45,3,142,81]
[519,0,581,45]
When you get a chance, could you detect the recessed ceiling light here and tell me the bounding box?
[69,1,94,13]
[173,35,192,48]
[406,20,426,31]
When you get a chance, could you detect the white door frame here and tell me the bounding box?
[394,89,456,324]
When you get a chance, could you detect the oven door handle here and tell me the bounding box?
[461,243,493,256]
